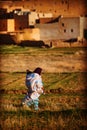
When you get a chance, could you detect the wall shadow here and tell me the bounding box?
[19,40,49,48]
[0,34,16,45]
[0,34,50,47]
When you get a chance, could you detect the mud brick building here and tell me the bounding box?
[0,0,87,44]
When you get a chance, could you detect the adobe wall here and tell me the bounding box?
[7,19,14,32]
[80,17,87,39]
[46,40,87,48]
[15,28,40,43]
[0,19,7,31]
[36,17,80,41]
[58,17,80,39]
[0,0,86,17]
[14,15,29,30]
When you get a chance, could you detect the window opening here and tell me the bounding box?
[64,29,66,32]
[62,23,64,27]
[71,29,73,32]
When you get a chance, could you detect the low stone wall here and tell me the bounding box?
[45,40,87,48]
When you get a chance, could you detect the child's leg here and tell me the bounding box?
[33,98,39,110]
[26,98,33,106]
[22,94,31,105]
[22,95,28,105]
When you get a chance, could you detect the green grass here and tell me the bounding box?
[0,45,87,55]
[0,72,87,110]
[1,72,87,91]
[42,72,87,90]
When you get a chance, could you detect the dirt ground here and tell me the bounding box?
[0,48,87,73]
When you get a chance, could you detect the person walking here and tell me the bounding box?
[22,67,44,110]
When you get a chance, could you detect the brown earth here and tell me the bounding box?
[0,87,86,95]
[0,49,87,73]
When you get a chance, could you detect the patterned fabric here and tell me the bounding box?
[26,73,43,99]
[22,95,39,110]
[22,72,43,110]
[27,98,39,110]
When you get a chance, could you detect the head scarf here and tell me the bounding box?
[33,67,42,75]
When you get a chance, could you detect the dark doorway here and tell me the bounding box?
[84,29,87,39]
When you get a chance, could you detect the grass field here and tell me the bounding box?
[0,45,87,130]
[0,72,87,130]
[0,44,87,54]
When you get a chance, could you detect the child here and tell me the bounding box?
[22,67,44,110]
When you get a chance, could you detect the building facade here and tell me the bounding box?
[0,0,87,44]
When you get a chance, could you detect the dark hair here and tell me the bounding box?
[33,67,42,75]
[26,69,32,74]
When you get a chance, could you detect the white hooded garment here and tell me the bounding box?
[26,73,43,100]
